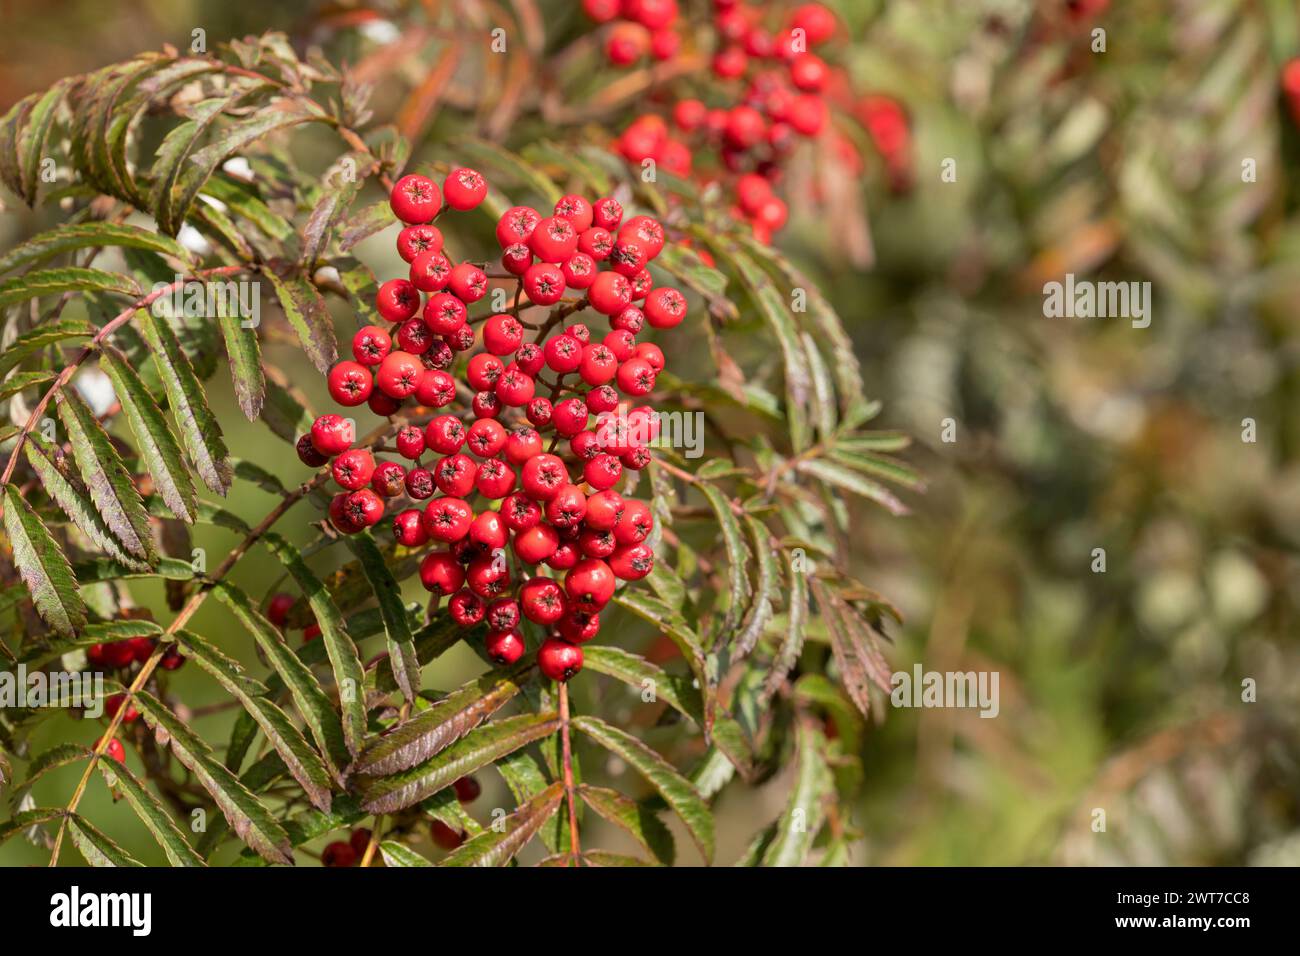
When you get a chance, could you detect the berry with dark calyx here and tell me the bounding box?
[390,173,441,224]
[567,323,591,344]
[395,425,425,461]
[472,390,502,419]
[397,224,443,262]
[425,414,467,455]
[551,397,590,437]
[419,550,466,595]
[409,250,453,292]
[583,453,623,490]
[502,242,533,276]
[610,541,655,579]
[644,286,687,329]
[369,390,402,416]
[579,527,618,559]
[501,493,542,531]
[160,647,185,671]
[449,589,486,627]
[469,510,509,550]
[297,433,330,467]
[495,367,535,407]
[327,361,372,406]
[520,577,568,625]
[405,467,435,500]
[526,397,553,427]
[467,419,508,457]
[513,522,560,564]
[523,262,566,305]
[558,610,601,643]
[505,427,543,465]
[529,216,580,263]
[483,314,524,355]
[565,558,616,611]
[545,484,588,530]
[376,351,423,399]
[485,629,526,665]
[592,197,623,231]
[554,194,594,232]
[448,262,488,302]
[496,205,542,247]
[376,278,420,323]
[521,453,569,500]
[434,453,478,497]
[467,353,505,391]
[585,490,626,530]
[486,597,521,632]
[371,460,407,497]
[561,253,598,290]
[588,270,632,315]
[332,449,375,491]
[547,541,581,571]
[344,488,386,528]
[414,368,457,407]
[615,498,654,544]
[474,458,517,499]
[467,555,511,599]
[394,509,429,547]
[330,492,362,533]
[423,291,468,335]
[538,638,583,682]
[352,325,392,365]
[104,693,139,722]
[311,414,354,456]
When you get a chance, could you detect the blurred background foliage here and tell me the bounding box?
[2,0,1299,866]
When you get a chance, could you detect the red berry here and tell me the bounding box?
[419,549,466,593]
[423,291,468,335]
[297,433,330,467]
[592,197,623,231]
[322,840,356,867]
[434,453,478,497]
[650,28,680,61]
[611,305,645,334]
[526,397,553,427]
[431,820,465,849]
[448,263,488,302]
[580,527,618,559]
[467,555,510,599]
[371,460,407,497]
[469,510,509,550]
[422,498,475,544]
[561,253,598,290]
[635,342,665,370]
[390,174,441,225]
[474,458,517,499]
[349,829,373,855]
[523,263,566,306]
[558,609,602,643]
[537,638,583,681]
[352,325,392,365]
[551,397,590,437]
[409,250,453,292]
[585,384,620,414]
[369,390,402,416]
[414,368,456,407]
[713,45,748,79]
[583,0,620,22]
[467,353,505,391]
[467,419,508,458]
[483,315,525,355]
[529,216,580,263]
[496,205,542,248]
[311,414,354,456]
[501,493,542,531]
[588,271,632,315]
[485,629,526,665]
[583,453,623,491]
[610,542,655,580]
[486,597,521,632]
[104,693,139,723]
[607,22,650,65]
[395,318,434,355]
[504,427,542,465]
[520,453,568,500]
[519,577,568,625]
[101,736,127,763]
[616,356,657,395]
[644,286,687,329]
[343,488,385,528]
[577,227,613,261]
[564,558,616,611]
[376,278,420,323]
[788,94,828,136]
[449,589,486,627]
[472,390,501,420]
[395,425,425,461]
[495,367,535,407]
[513,523,560,564]
[267,593,295,628]
[425,415,466,455]
[579,344,618,386]
[501,242,533,276]
[376,351,423,399]
[397,224,443,263]
[394,509,429,547]
[615,498,654,544]
[544,334,583,374]
[585,490,625,531]
[547,542,580,571]
[405,467,435,499]
[673,98,707,131]
[452,775,482,803]
[443,167,487,210]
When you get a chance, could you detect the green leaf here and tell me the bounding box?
[733,514,779,660]
[0,223,190,275]
[56,388,157,563]
[176,629,335,811]
[581,644,701,724]
[68,814,143,867]
[828,447,925,491]
[761,723,832,867]
[0,267,140,309]
[301,173,360,267]
[379,840,433,867]
[796,458,910,516]
[218,313,264,421]
[610,590,712,729]
[0,369,54,401]
[580,850,657,867]
[343,532,417,701]
[24,436,147,571]
[100,345,197,523]
[264,269,338,375]
[18,742,90,789]
[339,200,396,252]
[812,581,892,718]
[579,784,675,865]
[359,712,559,814]
[264,533,367,756]
[213,582,350,774]
[354,663,533,776]
[150,95,239,235]
[2,484,86,636]
[133,690,294,865]
[0,318,93,377]
[439,780,564,867]
[138,308,232,495]
[765,551,809,700]
[573,715,714,863]
[655,243,736,321]
[97,759,206,866]
[698,482,753,636]
[0,808,66,846]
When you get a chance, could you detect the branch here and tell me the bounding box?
[558,682,581,865]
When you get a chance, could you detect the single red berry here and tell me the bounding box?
[486,597,521,633]
[395,425,425,461]
[712,44,748,79]
[592,197,623,231]
[629,268,654,301]
[520,453,568,500]
[422,498,475,544]
[414,368,457,408]
[558,609,602,643]
[376,351,423,399]
[423,291,468,335]
[419,549,466,593]
[526,397,553,427]
[673,98,707,131]
[611,305,645,334]
[513,523,561,564]
[546,541,580,571]
[551,397,590,437]
[376,278,420,323]
[452,775,483,803]
[485,628,526,665]
[515,342,545,377]
[553,194,594,232]
[577,227,613,261]
[570,429,602,461]
[568,323,591,344]
[267,593,295,628]
[443,167,487,210]
[349,829,373,855]
[352,325,392,366]
[583,453,623,491]
[610,236,648,277]
[529,216,580,263]
[583,0,620,22]
[543,334,582,374]
[409,250,453,292]
[588,271,632,315]
[467,353,505,391]
[523,262,566,306]
[333,449,376,491]
[369,390,402,416]
[501,242,533,276]
[322,840,357,867]
[495,205,542,248]
[102,737,126,763]
[504,427,542,466]
[394,508,429,547]
[444,324,477,352]
[579,344,618,386]
[495,367,535,407]
[579,526,618,559]
[425,415,467,455]
[390,173,441,225]
[538,638,583,682]
[395,318,434,355]
[610,542,655,580]
[161,646,185,670]
[585,490,626,531]
[472,390,502,419]
[469,510,509,550]
[616,356,657,395]
[606,22,650,65]
[545,484,588,530]
[483,314,525,355]
[474,458,517,499]
[586,385,620,415]
[501,493,542,531]
[448,263,488,302]
[519,577,568,625]
[449,589,486,627]
[561,253,598,290]
[344,488,386,528]
[303,622,323,643]
[311,414,354,456]
[405,467,435,500]
[431,820,466,849]
[104,693,139,723]
[788,93,828,136]
[297,433,330,467]
[467,419,508,457]
[397,224,443,263]
[650,27,680,60]
[467,554,511,599]
[372,460,407,497]
[615,499,654,544]
[565,558,616,611]
[330,492,362,534]
[644,287,687,329]
[434,453,479,498]
[621,445,653,470]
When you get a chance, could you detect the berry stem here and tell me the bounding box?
[558,681,582,865]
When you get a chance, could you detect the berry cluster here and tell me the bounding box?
[297,171,682,682]
[86,633,185,673]
[607,1,914,241]
[584,0,683,67]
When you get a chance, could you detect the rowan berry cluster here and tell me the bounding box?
[606,1,915,242]
[583,0,683,66]
[297,170,681,682]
